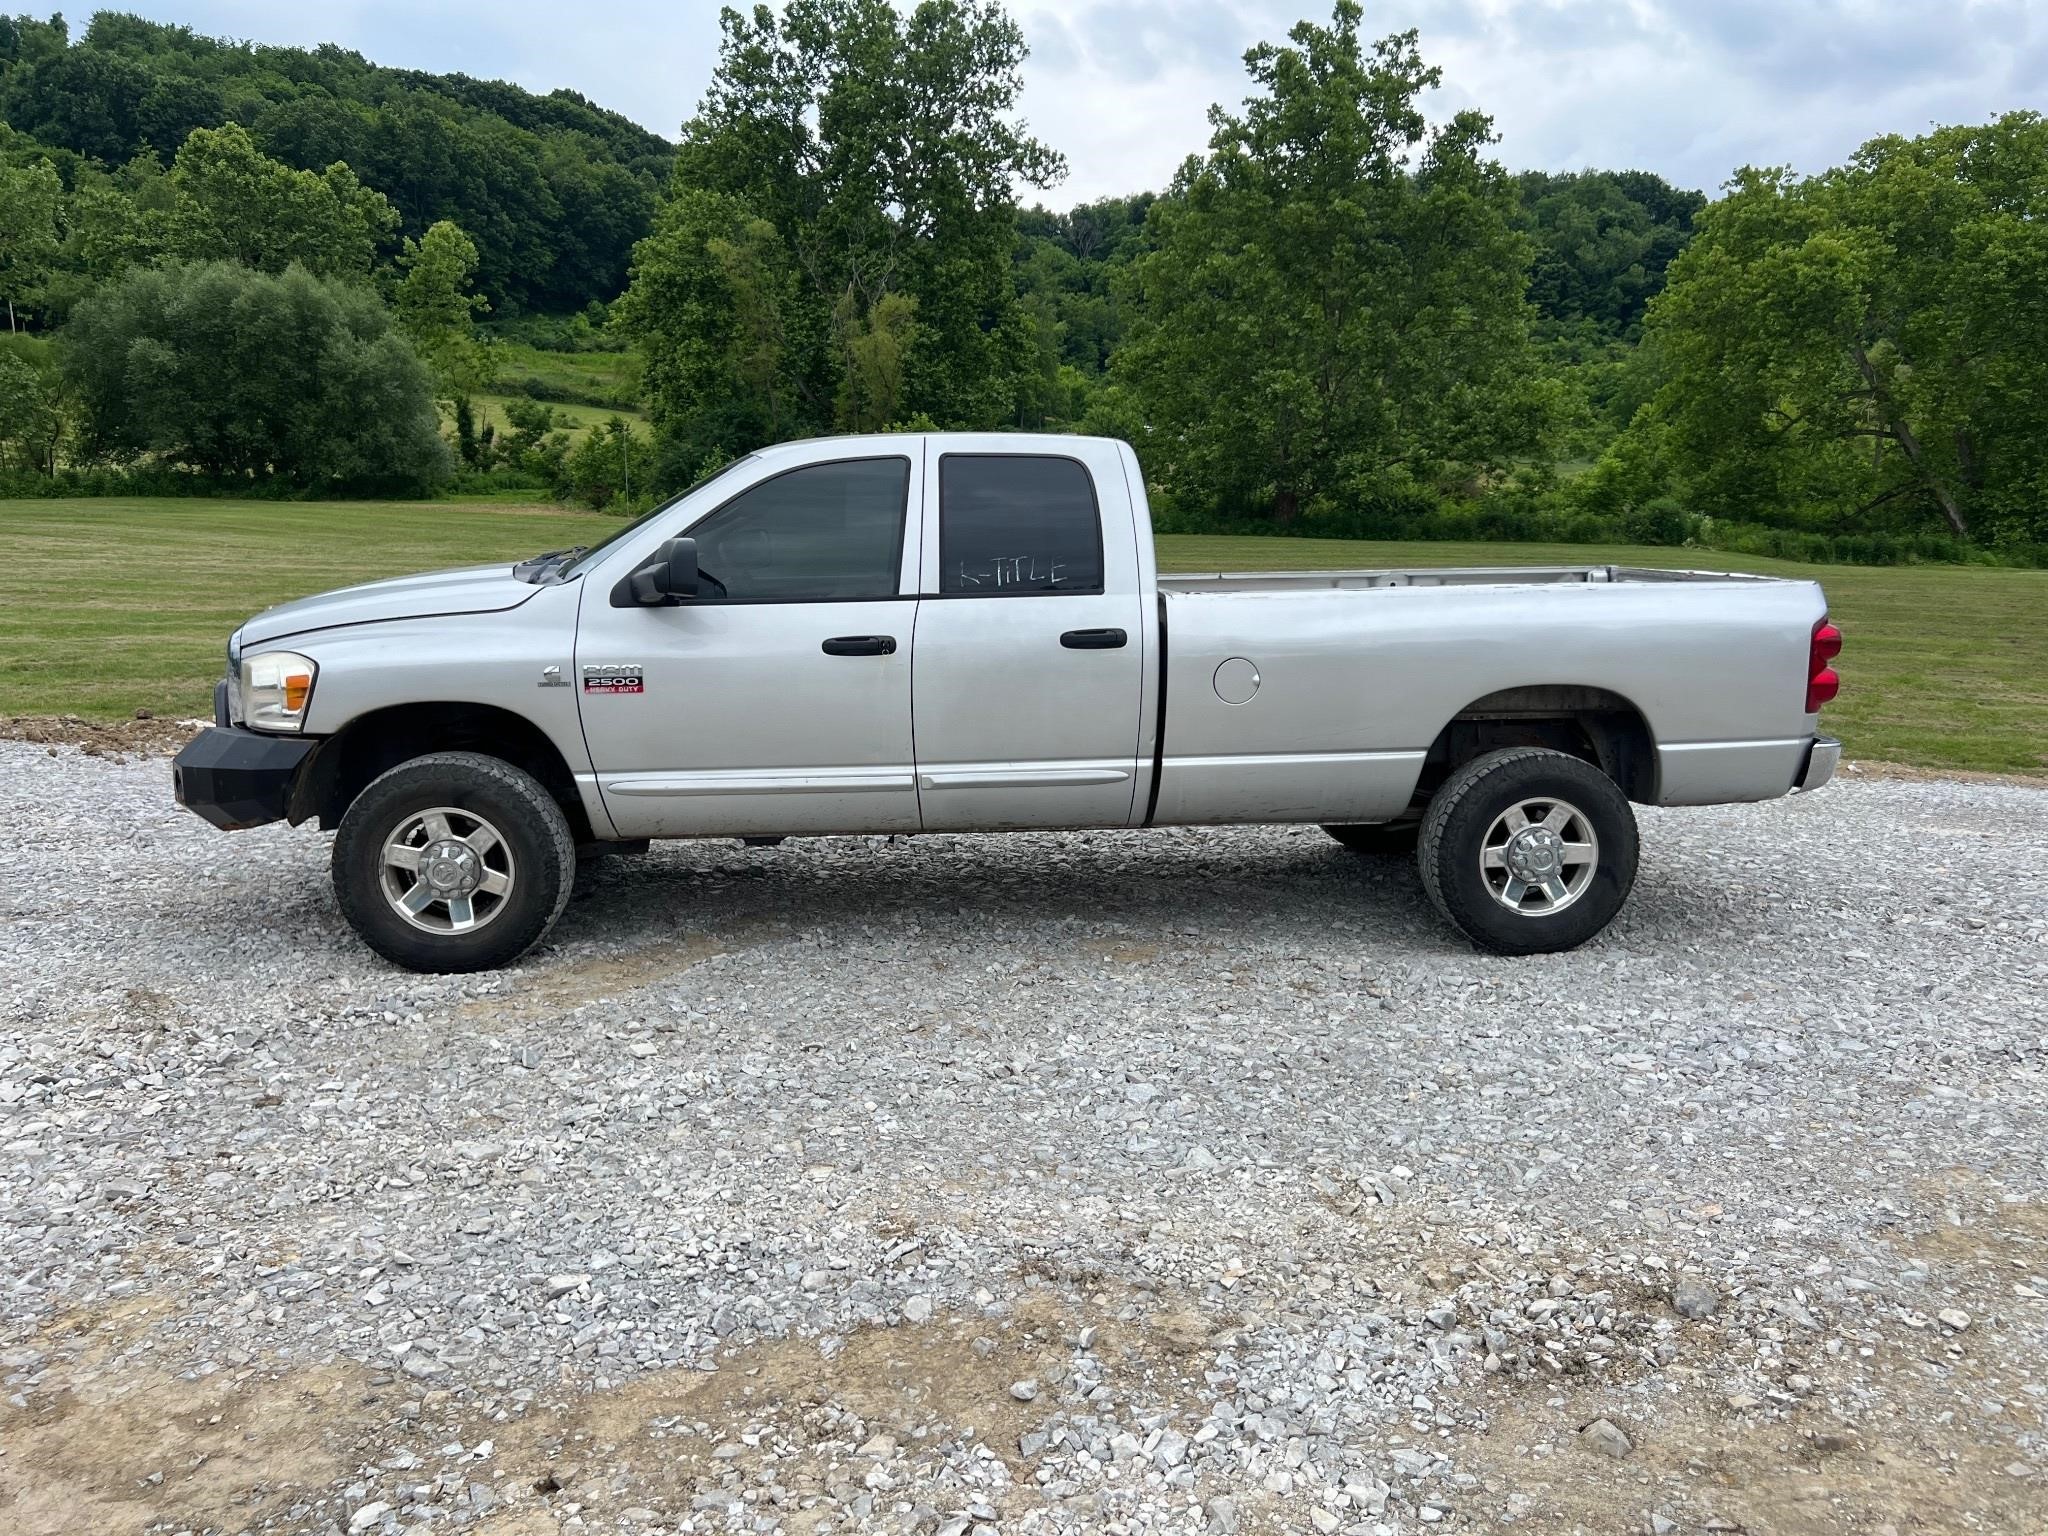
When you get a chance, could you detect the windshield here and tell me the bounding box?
[555,454,757,578]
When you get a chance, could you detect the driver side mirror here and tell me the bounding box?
[628,537,699,605]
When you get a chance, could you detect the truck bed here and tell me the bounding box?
[1158,564,1782,593]
[1149,560,1829,826]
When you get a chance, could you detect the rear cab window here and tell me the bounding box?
[938,455,1103,595]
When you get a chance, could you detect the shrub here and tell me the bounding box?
[62,260,450,493]
[557,418,655,510]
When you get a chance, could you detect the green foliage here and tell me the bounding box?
[1516,169,1704,341]
[619,0,1062,473]
[494,396,572,484]
[61,259,450,490]
[0,153,60,326]
[0,330,63,470]
[559,416,653,510]
[6,0,2038,572]
[0,11,672,311]
[617,188,793,467]
[1621,111,2048,548]
[1013,196,1154,373]
[166,122,396,276]
[1115,6,1555,524]
[834,290,918,432]
[395,218,491,398]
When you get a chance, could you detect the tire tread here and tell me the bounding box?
[332,751,575,972]
[1417,747,1637,955]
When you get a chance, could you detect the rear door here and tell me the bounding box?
[910,446,1147,830]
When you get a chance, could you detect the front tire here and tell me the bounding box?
[333,751,576,973]
[1417,748,1637,956]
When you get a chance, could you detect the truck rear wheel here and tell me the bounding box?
[1417,747,1637,956]
[332,751,576,973]
[1322,821,1421,856]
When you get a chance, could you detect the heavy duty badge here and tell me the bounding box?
[582,663,645,695]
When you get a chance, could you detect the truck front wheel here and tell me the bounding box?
[332,751,576,973]
[1417,748,1638,956]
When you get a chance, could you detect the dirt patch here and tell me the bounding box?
[3,1364,371,1536]
[1441,1172,2048,1533]
[4,1292,1218,1535]
[1079,938,1163,965]
[1900,1172,2048,1272]
[1458,1376,2045,1535]
[457,923,782,1020]
[1,713,203,759]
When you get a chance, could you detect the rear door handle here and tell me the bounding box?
[1060,628,1128,650]
[822,635,897,657]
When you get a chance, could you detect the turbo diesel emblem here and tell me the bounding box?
[582,663,645,695]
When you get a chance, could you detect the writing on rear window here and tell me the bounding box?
[950,554,1079,590]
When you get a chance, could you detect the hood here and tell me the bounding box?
[239,563,542,645]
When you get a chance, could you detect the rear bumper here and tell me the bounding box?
[1795,733,1842,794]
[173,726,317,831]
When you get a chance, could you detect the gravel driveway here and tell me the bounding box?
[3,739,2045,1536]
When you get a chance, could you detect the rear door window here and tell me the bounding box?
[938,455,1103,595]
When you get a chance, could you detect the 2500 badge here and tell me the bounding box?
[582,663,644,695]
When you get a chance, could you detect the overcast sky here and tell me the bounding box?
[111,0,2048,203]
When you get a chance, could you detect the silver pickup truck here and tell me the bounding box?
[173,432,1843,972]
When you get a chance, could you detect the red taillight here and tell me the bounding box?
[1806,618,1842,713]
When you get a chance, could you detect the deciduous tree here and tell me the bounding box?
[0,157,61,329]
[1113,5,1553,524]
[620,0,1061,469]
[167,123,397,277]
[395,218,492,422]
[1626,112,2048,545]
[0,336,65,471]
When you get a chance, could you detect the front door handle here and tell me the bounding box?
[822,635,897,657]
[1060,627,1128,650]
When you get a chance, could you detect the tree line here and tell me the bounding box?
[0,10,665,312]
[2,3,2043,559]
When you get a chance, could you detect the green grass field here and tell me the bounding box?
[486,339,640,407]
[466,393,648,439]
[2,498,2042,775]
[460,339,648,442]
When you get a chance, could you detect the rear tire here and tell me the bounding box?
[333,751,576,973]
[1322,821,1421,856]
[1417,748,1637,956]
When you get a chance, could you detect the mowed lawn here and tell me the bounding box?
[2,499,2043,775]
[1,498,614,724]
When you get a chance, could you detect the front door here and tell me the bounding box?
[576,453,922,838]
[910,449,1147,830]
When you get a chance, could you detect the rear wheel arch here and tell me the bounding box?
[1417,685,1658,805]
[289,702,593,842]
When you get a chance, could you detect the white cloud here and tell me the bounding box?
[1016,0,2048,201]
[106,0,2048,206]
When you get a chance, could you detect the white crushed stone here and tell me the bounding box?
[3,740,2045,1533]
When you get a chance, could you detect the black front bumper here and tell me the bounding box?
[173,727,317,831]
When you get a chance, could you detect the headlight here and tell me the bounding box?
[241,651,318,732]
